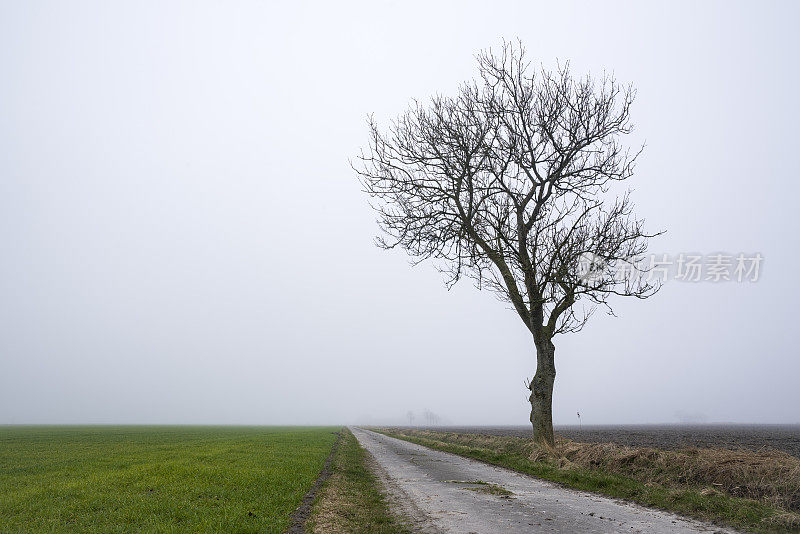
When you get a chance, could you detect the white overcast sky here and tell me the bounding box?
[1,1,798,426]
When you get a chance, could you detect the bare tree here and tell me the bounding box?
[423,410,440,426]
[355,42,660,446]
[407,410,415,426]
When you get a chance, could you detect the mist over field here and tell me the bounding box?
[1,1,799,426]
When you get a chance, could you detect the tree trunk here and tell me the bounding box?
[529,338,556,447]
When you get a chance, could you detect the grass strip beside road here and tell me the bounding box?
[0,426,338,533]
[376,428,800,534]
[309,428,408,534]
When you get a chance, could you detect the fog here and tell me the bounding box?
[1,1,798,426]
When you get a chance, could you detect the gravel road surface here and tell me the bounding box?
[352,427,736,534]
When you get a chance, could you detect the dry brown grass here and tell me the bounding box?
[543,437,800,513]
[310,469,349,534]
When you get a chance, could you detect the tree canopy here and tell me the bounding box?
[356,43,660,341]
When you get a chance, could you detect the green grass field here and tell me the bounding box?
[0,426,339,533]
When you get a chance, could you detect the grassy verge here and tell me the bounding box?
[0,425,338,533]
[376,428,800,534]
[308,428,408,534]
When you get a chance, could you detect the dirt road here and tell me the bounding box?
[351,427,734,534]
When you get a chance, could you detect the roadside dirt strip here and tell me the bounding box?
[351,427,737,534]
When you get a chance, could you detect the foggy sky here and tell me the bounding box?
[1,1,798,426]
